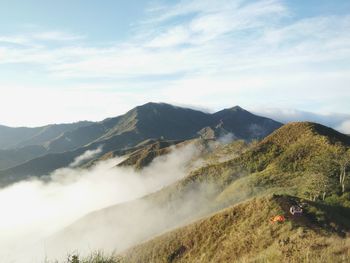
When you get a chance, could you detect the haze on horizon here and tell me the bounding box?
[0,0,349,129]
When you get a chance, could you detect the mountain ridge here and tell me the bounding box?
[0,103,282,184]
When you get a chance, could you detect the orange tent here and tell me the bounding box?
[270,215,285,223]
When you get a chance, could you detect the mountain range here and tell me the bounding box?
[0,102,282,186]
[1,102,350,262]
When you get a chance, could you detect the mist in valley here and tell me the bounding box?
[0,143,208,262]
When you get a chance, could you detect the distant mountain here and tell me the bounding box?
[0,145,47,171]
[0,122,93,150]
[211,105,280,139]
[0,103,282,184]
[0,122,93,170]
[44,102,213,153]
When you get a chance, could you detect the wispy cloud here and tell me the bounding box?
[0,0,349,125]
[337,120,350,134]
[0,30,83,47]
[32,31,85,42]
[69,146,103,167]
[0,0,348,79]
[145,0,287,47]
[251,107,350,133]
[2,0,348,80]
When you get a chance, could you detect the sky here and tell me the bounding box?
[0,0,349,129]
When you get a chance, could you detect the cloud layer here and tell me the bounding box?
[0,144,199,262]
[0,0,349,126]
[252,107,350,134]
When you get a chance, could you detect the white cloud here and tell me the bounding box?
[0,1,348,79]
[0,35,29,45]
[0,84,138,126]
[251,107,350,133]
[70,146,103,167]
[337,120,350,134]
[0,143,199,262]
[146,0,286,47]
[0,30,82,48]
[0,0,349,125]
[147,26,191,47]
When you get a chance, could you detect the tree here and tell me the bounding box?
[337,149,350,194]
[310,145,350,194]
[67,254,79,263]
[303,173,334,201]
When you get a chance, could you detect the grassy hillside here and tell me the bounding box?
[62,195,350,262]
[117,140,183,169]
[230,122,350,202]
[122,194,350,263]
[50,122,350,262]
[182,122,350,208]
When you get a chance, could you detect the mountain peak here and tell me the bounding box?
[262,121,350,147]
[214,105,251,116]
[131,102,185,115]
[227,105,245,112]
[136,102,176,110]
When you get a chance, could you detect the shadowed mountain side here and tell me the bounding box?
[212,106,282,139]
[0,131,143,186]
[0,122,93,150]
[0,122,93,169]
[0,103,282,182]
[44,103,212,154]
[0,145,47,170]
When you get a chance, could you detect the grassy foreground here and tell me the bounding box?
[121,194,350,263]
[48,251,122,263]
[54,195,350,263]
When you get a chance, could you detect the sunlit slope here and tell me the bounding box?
[217,122,350,204]
[163,121,350,209]
[49,122,350,261]
[117,139,185,169]
[123,195,350,263]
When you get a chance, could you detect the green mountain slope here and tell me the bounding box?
[48,121,350,262]
[117,139,184,169]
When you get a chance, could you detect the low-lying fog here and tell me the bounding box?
[0,144,200,262]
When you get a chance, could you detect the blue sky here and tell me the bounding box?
[0,0,349,131]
